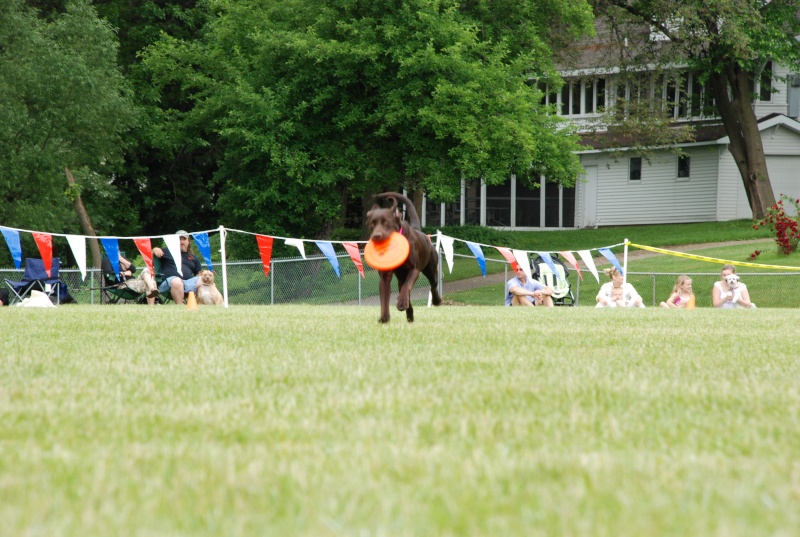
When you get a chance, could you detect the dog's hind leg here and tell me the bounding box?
[421,254,442,306]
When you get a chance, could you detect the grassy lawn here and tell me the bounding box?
[2,305,799,536]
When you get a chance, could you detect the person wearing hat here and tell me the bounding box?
[152,230,202,304]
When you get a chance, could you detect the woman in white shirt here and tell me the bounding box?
[596,267,645,308]
[712,264,755,308]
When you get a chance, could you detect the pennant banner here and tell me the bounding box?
[577,250,599,283]
[134,238,154,277]
[32,232,53,277]
[535,251,559,283]
[495,247,518,271]
[256,235,274,278]
[192,232,213,270]
[285,238,306,259]
[66,235,87,281]
[512,249,532,281]
[342,242,364,278]
[439,234,455,274]
[1,228,22,270]
[598,248,624,276]
[314,241,340,278]
[164,235,182,275]
[465,242,486,277]
[559,251,582,281]
[100,238,121,277]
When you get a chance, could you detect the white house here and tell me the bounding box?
[421,34,800,229]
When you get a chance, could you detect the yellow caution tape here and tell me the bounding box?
[626,242,800,271]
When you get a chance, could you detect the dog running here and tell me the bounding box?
[366,192,442,323]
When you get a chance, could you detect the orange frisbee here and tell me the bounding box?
[364,232,410,271]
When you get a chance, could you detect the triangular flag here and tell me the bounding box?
[342,242,364,278]
[1,228,22,270]
[284,238,306,259]
[100,238,121,277]
[66,235,87,280]
[134,238,154,277]
[577,250,599,283]
[495,246,518,271]
[512,250,532,281]
[164,235,182,275]
[315,241,340,278]
[465,242,486,277]
[439,234,455,274]
[559,251,582,281]
[535,251,559,283]
[256,235,274,278]
[598,248,624,275]
[32,232,53,277]
[192,232,213,270]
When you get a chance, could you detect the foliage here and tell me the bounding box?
[140,0,595,238]
[752,194,800,255]
[0,0,138,233]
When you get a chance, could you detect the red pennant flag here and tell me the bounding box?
[32,232,53,277]
[343,242,365,278]
[559,251,583,281]
[495,246,518,272]
[134,238,154,276]
[256,235,274,278]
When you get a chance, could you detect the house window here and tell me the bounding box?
[677,155,691,179]
[551,78,606,116]
[630,157,642,181]
[759,61,773,102]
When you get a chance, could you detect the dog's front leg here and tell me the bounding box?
[379,271,393,323]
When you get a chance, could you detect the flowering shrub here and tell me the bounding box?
[746,249,761,262]
[752,194,800,255]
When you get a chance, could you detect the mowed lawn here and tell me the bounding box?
[2,305,799,536]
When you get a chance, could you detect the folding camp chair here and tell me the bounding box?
[3,258,71,305]
[100,255,148,304]
[530,253,575,306]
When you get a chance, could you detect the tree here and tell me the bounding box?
[0,0,138,244]
[141,0,595,238]
[591,0,800,219]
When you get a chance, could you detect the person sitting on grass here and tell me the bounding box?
[659,275,695,309]
[596,286,627,307]
[505,265,554,307]
[596,267,645,308]
[712,264,755,309]
[152,230,202,305]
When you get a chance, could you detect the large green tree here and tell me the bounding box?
[142,0,594,238]
[592,0,800,219]
[0,0,137,236]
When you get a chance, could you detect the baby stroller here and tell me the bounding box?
[530,253,575,306]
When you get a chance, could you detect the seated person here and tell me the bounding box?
[712,264,755,309]
[596,267,645,308]
[0,287,8,306]
[103,254,159,299]
[152,230,202,305]
[596,286,626,308]
[505,266,554,307]
[659,275,695,309]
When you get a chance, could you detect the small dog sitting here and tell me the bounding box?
[720,274,742,304]
[195,270,224,305]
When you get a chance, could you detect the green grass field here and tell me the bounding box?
[2,305,798,536]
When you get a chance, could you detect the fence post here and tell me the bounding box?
[652,273,656,307]
[270,261,275,305]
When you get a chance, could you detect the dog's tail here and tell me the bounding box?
[375,192,422,231]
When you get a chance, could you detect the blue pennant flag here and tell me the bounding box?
[465,242,486,277]
[315,241,340,278]
[100,238,121,276]
[598,248,624,276]
[1,228,22,270]
[192,232,213,270]
[535,251,560,282]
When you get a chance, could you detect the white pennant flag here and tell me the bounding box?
[66,235,87,280]
[577,250,600,283]
[439,233,454,274]
[285,238,306,259]
[164,234,182,275]
[512,250,533,281]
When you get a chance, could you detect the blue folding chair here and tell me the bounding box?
[3,258,69,305]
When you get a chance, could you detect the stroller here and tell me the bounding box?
[530,253,575,306]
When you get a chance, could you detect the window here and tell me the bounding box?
[677,155,691,179]
[759,61,773,102]
[547,78,606,116]
[630,157,642,181]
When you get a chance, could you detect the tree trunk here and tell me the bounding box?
[65,168,102,269]
[711,66,775,220]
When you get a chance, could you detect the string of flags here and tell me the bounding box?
[1,223,626,284]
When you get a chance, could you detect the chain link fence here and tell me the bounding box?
[2,253,799,307]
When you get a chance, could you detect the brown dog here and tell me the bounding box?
[195,270,224,305]
[366,192,442,323]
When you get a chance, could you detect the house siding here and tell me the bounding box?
[580,147,718,226]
